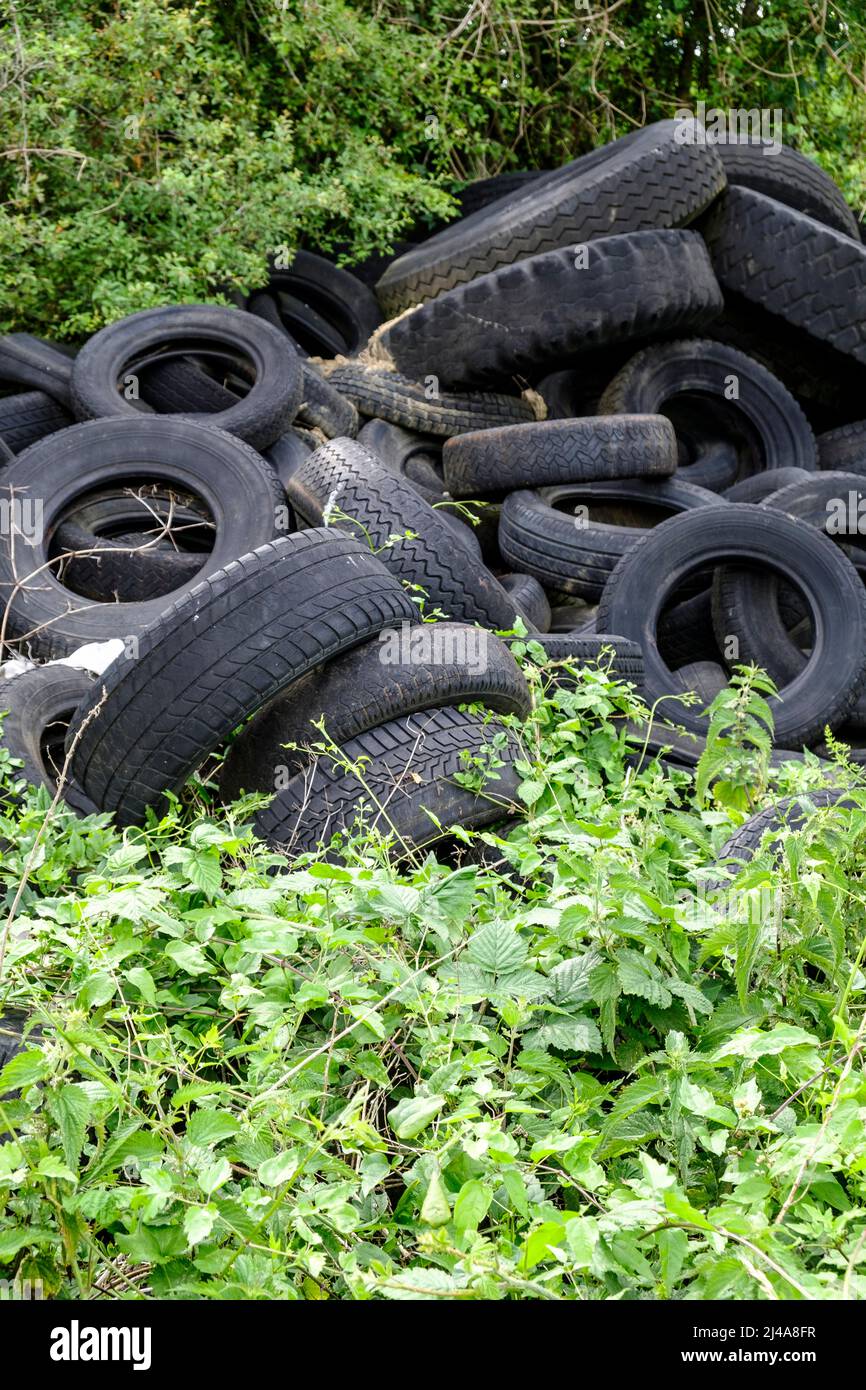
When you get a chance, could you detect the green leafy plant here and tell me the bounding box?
[1,651,865,1300]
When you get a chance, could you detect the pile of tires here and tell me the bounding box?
[2,118,865,858]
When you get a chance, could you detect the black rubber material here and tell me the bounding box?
[356,419,444,501]
[715,788,858,873]
[66,529,419,825]
[442,415,677,497]
[0,334,74,407]
[817,422,866,475]
[53,490,213,602]
[0,390,73,455]
[70,305,303,450]
[264,428,314,492]
[0,1011,38,1073]
[0,417,285,658]
[0,665,94,794]
[379,229,724,389]
[253,706,522,858]
[140,350,356,442]
[249,250,382,355]
[703,187,866,368]
[498,476,720,601]
[287,438,520,629]
[724,467,812,502]
[715,138,858,238]
[296,365,359,438]
[498,574,551,632]
[713,472,866,696]
[668,660,727,708]
[455,170,545,219]
[520,633,644,689]
[596,505,866,748]
[326,363,538,437]
[549,602,597,633]
[376,120,725,315]
[598,339,817,481]
[220,621,530,796]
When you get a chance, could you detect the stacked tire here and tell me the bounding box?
[2,117,865,860]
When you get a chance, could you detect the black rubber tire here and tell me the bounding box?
[140,350,356,442]
[70,305,303,450]
[376,120,725,315]
[53,490,213,602]
[0,1011,38,1073]
[253,706,522,858]
[0,334,74,407]
[66,529,418,825]
[668,660,727,708]
[0,417,285,658]
[442,415,677,497]
[712,472,866,692]
[549,602,597,633]
[0,390,73,456]
[715,138,858,238]
[708,292,866,428]
[296,365,359,439]
[498,574,551,632]
[598,339,817,481]
[378,230,724,390]
[326,364,538,437]
[672,441,740,494]
[250,251,382,354]
[355,419,445,503]
[596,505,866,748]
[0,665,94,794]
[724,467,813,502]
[817,422,866,475]
[498,476,720,602]
[520,632,644,689]
[286,438,520,629]
[220,621,530,797]
[715,787,858,873]
[264,428,314,492]
[703,187,866,368]
[455,170,544,219]
[657,588,723,668]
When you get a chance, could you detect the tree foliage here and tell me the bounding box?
[1,0,864,337]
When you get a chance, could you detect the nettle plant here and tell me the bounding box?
[0,658,865,1299]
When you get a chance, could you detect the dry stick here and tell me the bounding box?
[0,689,107,980]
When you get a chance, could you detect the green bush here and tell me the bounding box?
[1,656,865,1299]
[2,0,864,339]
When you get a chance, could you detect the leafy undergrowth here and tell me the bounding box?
[1,656,866,1301]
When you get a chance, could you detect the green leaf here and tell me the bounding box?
[465,920,527,976]
[0,1227,54,1262]
[419,1170,451,1226]
[0,1049,47,1094]
[521,1016,602,1054]
[388,1095,445,1140]
[453,1179,492,1234]
[712,1025,820,1061]
[184,1204,217,1247]
[124,966,157,1004]
[78,971,117,1009]
[257,1151,301,1187]
[616,950,671,1008]
[49,1084,91,1168]
[164,939,213,976]
[186,1110,240,1148]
